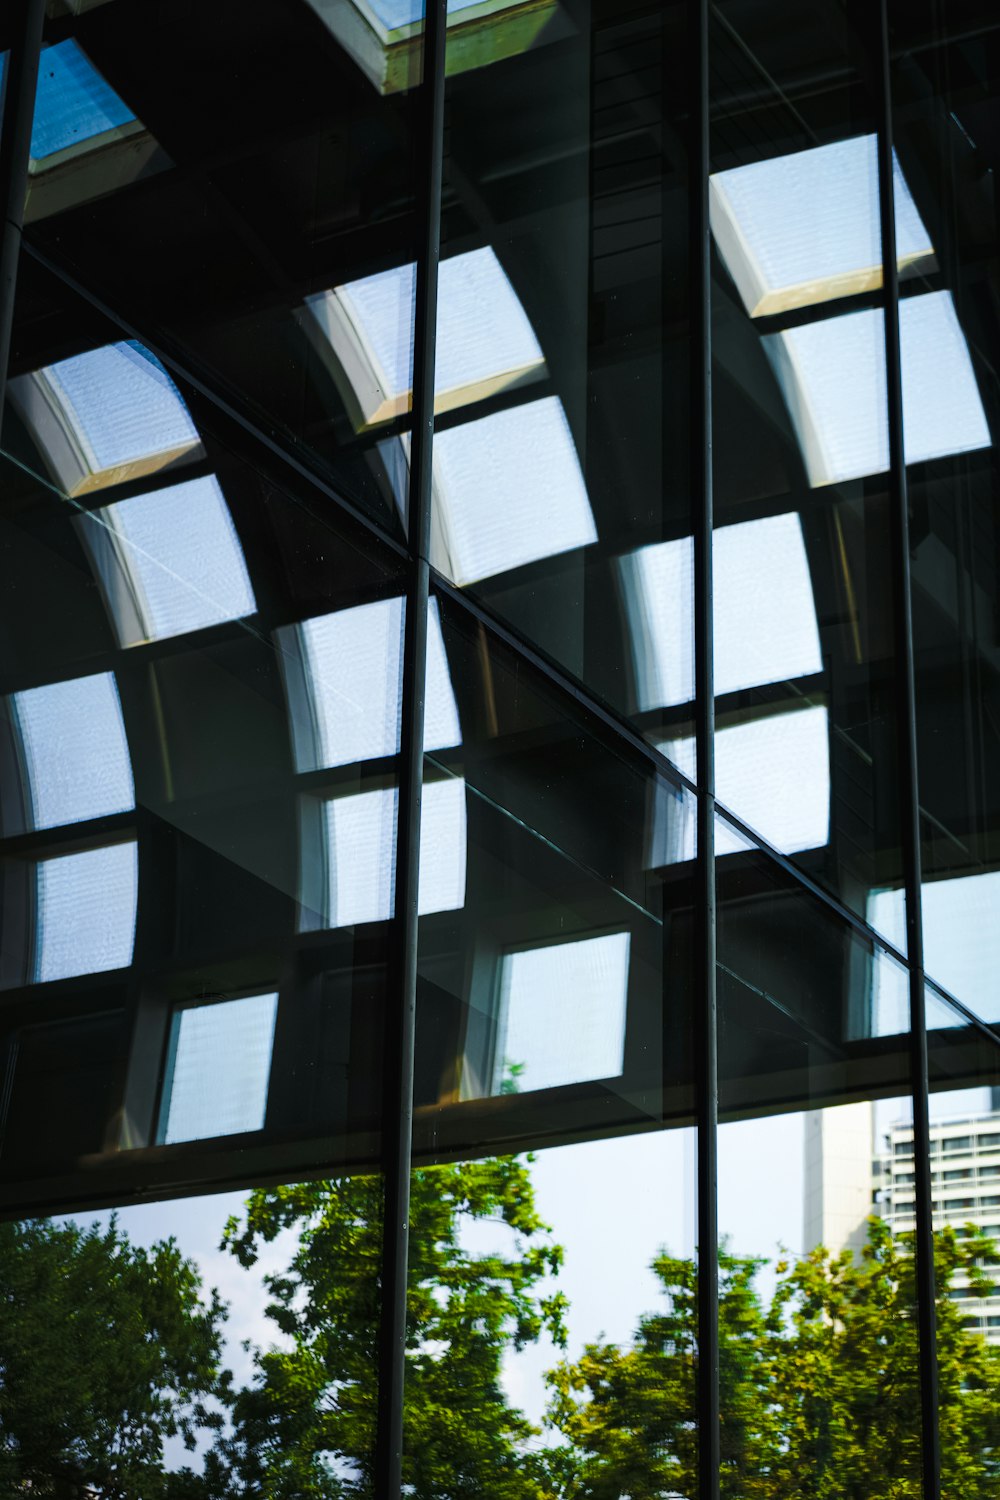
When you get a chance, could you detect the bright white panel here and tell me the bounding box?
[14,671,134,830]
[764,292,990,487]
[162,993,278,1144]
[710,135,932,317]
[102,475,256,643]
[35,841,137,983]
[621,513,821,710]
[660,705,830,857]
[922,869,1000,1025]
[870,949,910,1039]
[495,931,630,1093]
[433,396,596,585]
[325,777,467,927]
[324,247,543,403]
[296,596,459,770]
[43,342,199,475]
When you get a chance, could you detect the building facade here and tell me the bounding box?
[0,0,999,1497]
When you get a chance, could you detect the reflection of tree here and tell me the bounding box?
[550,1218,1000,1500]
[0,1217,228,1498]
[3,1161,1000,1498]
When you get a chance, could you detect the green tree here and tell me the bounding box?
[0,1216,230,1499]
[548,1216,1000,1500]
[217,1156,566,1499]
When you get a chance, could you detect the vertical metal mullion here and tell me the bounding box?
[692,0,718,1497]
[875,5,940,1497]
[0,0,45,413]
[374,2,447,1497]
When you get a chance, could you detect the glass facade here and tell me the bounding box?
[0,2,998,1497]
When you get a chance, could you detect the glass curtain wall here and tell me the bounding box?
[0,1,998,1498]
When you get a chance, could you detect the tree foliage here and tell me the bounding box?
[2,1161,1000,1499]
[0,1216,229,1499]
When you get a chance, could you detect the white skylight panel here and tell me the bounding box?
[13,672,134,831]
[494,931,631,1094]
[161,993,279,1144]
[324,776,467,927]
[659,705,830,857]
[35,841,137,983]
[921,869,1000,1025]
[12,342,203,497]
[294,597,459,770]
[710,134,934,317]
[431,396,596,585]
[306,246,545,428]
[89,475,256,645]
[764,292,991,488]
[30,40,137,161]
[621,514,821,711]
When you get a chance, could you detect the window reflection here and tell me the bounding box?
[284,595,459,771]
[764,291,990,488]
[711,135,934,318]
[79,475,256,645]
[35,841,138,984]
[11,672,134,832]
[318,776,467,929]
[9,342,202,498]
[922,870,1000,1025]
[160,994,279,1145]
[661,704,830,856]
[621,512,822,711]
[305,247,545,429]
[495,931,630,1094]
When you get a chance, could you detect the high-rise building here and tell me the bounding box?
[1,2,1000,1497]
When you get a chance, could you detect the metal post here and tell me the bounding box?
[692,1,719,1497]
[0,0,46,414]
[374,0,447,1495]
[875,3,940,1495]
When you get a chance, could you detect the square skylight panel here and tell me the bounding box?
[494,931,630,1094]
[160,993,279,1144]
[291,596,459,770]
[305,246,545,428]
[8,341,203,497]
[82,475,256,646]
[431,396,597,586]
[710,134,934,318]
[620,513,822,711]
[764,291,991,488]
[13,672,134,831]
[30,40,138,162]
[323,776,467,928]
[35,841,137,983]
[658,706,830,857]
[921,869,1000,1026]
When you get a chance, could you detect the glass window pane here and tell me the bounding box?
[496,931,630,1094]
[711,135,934,318]
[290,596,459,770]
[323,776,467,929]
[160,994,279,1144]
[13,671,134,830]
[36,841,138,983]
[8,342,202,498]
[31,40,137,161]
[81,475,256,645]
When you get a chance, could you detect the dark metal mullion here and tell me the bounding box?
[875,4,940,1496]
[693,1,718,1498]
[374,2,447,1497]
[0,0,45,414]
